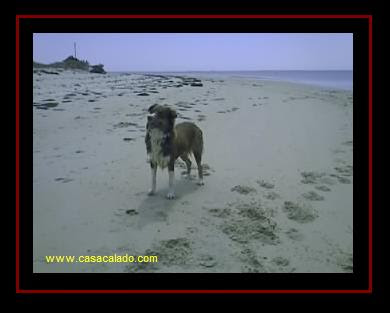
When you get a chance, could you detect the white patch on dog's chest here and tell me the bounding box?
[149,128,171,169]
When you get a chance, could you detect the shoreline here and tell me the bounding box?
[106,70,353,91]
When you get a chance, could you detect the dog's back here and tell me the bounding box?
[174,122,203,159]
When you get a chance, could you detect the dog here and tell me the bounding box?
[145,104,204,199]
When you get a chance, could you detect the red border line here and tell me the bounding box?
[17,289,372,294]
[17,14,373,294]
[16,15,20,293]
[368,15,373,293]
[16,14,372,19]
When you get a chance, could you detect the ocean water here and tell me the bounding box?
[115,70,353,91]
[135,70,352,91]
[186,71,353,91]
[236,71,352,90]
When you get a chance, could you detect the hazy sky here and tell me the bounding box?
[33,33,353,71]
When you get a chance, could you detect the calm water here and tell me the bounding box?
[131,70,353,91]
[233,71,352,90]
[187,71,353,91]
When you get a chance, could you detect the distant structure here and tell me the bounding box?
[33,53,107,74]
[89,64,106,74]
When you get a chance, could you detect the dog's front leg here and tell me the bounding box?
[148,162,157,196]
[166,160,175,199]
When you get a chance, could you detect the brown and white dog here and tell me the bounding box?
[145,104,204,199]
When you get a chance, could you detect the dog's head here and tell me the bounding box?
[147,104,177,132]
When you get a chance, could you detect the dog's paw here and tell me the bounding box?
[146,154,151,163]
[166,191,176,199]
[147,189,156,196]
[197,180,205,186]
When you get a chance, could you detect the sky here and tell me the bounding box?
[33,33,353,72]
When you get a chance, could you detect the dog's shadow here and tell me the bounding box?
[136,175,202,229]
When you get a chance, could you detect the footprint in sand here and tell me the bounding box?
[264,191,281,200]
[34,102,59,110]
[285,228,304,241]
[54,177,74,183]
[221,200,279,245]
[334,165,353,176]
[236,201,276,220]
[342,140,353,147]
[315,185,332,192]
[175,101,193,109]
[201,164,214,176]
[319,177,337,186]
[301,171,338,186]
[300,171,326,184]
[331,148,346,154]
[144,238,192,267]
[197,114,206,122]
[186,226,198,235]
[123,137,135,142]
[239,248,265,273]
[256,180,275,189]
[301,191,325,201]
[283,201,318,223]
[204,206,231,218]
[336,253,353,273]
[329,174,351,184]
[271,256,290,267]
[113,122,139,128]
[125,209,139,216]
[198,255,218,268]
[231,185,257,195]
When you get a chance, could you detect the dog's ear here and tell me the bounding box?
[148,104,160,113]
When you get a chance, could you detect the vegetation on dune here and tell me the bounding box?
[33,56,106,73]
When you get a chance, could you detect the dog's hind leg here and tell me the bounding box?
[148,162,157,196]
[193,151,204,186]
[193,128,204,186]
[180,155,192,178]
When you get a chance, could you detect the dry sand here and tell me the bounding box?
[33,69,353,273]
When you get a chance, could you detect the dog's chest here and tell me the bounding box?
[148,128,172,168]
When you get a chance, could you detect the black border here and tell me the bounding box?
[17,16,370,292]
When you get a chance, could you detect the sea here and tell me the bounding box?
[126,70,353,91]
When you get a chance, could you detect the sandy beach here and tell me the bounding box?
[33,69,353,273]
